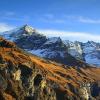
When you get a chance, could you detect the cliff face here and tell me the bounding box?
[64,41,84,60]
[0,37,100,100]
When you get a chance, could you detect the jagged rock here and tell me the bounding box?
[0,74,7,91]
[13,69,21,81]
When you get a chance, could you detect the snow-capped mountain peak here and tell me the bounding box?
[20,24,36,33]
[0,25,40,41]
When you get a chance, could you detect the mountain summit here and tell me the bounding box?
[21,24,36,33]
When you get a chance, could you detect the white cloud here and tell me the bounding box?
[39,13,66,24]
[78,16,100,24]
[1,16,31,22]
[40,18,66,24]
[38,29,100,42]
[4,11,15,16]
[0,11,15,17]
[41,14,100,24]
[65,15,100,24]
[43,14,54,19]
[0,11,31,23]
[0,23,15,32]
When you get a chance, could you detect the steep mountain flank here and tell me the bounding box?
[0,37,100,100]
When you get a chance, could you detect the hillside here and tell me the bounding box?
[0,37,100,100]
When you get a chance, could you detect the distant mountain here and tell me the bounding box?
[63,40,84,60]
[0,25,100,67]
[64,40,100,67]
[82,41,100,66]
[0,37,100,100]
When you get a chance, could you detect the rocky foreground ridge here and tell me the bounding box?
[0,37,100,100]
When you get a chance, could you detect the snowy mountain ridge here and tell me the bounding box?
[0,25,100,67]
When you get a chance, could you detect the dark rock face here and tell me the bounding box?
[34,74,43,86]
[91,82,100,98]
[0,74,7,91]
[15,33,47,50]
[40,37,67,51]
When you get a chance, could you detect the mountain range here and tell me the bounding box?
[0,36,100,100]
[0,25,100,67]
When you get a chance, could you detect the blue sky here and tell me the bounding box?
[0,0,100,42]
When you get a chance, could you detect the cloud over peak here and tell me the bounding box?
[0,23,15,32]
[38,29,100,42]
[66,15,100,24]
